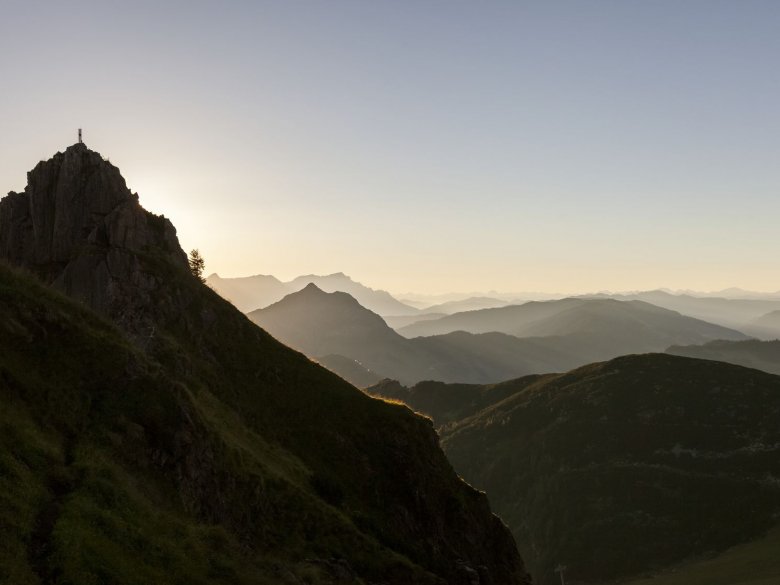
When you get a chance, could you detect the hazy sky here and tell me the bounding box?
[1,1,779,294]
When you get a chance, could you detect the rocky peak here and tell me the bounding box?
[0,143,188,332]
[300,281,323,293]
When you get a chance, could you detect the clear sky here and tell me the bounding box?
[1,1,779,295]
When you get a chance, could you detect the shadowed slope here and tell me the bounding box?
[439,354,780,584]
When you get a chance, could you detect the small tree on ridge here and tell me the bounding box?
[189,249,205,283]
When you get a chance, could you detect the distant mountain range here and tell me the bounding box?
[744,309,780,340]
[383,312,446,330]
[248,283,428,384]
[583,290,780,333]
[667,339,780,375]
[419,296,510,314]
[368,354,780,585]
[204,273,289,312]
[247,284,578,385]
[248,286,749,386]
[397,298,747,357]
[207,271,419,315]
[209,271,780,335]
[661,287,780,300]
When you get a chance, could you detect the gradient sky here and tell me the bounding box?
[1,1,779,295]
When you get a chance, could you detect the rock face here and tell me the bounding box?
[0,143,186,332]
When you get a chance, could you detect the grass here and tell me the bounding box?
[617,524,780,585]
[439,354,780,584]
[0,257,527,584]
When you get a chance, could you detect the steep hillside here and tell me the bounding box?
[432,355,780,585]
[0,143,530,585]
[616,523,780,585]
[315,354,385,388]
[667,339,780,375]
[398,298,747,364]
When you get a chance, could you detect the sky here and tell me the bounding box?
[1,0,779,295]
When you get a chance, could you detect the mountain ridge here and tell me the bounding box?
[248,284,583,385]
[667,339,780,376]
[207,271,419,316]
[368,354,780,585]
[397,297,748,360]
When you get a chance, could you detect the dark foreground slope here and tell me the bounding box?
[0,144,528,585]
[374,355,780,585]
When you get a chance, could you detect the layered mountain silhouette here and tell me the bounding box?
[249,287,753,386]
[205,273,288,313]
[419,296,510,315]
[248,285,584,385]
[248,283,430,382]
[368,355,780,585]
[586,290,780,333]
[398,298,748,363]
[0,143,529,584]
[207,271,419,315]
[667,339,780,375]
[744,309,780,340]
[383,312,447,330]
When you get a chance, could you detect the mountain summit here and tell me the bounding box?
[0,142,186,334]
[0,144,529,584]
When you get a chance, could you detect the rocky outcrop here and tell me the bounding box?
[0,143,187,332]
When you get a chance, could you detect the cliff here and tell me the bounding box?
[0,143,186,335]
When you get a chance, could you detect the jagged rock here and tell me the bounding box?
[0,142,187,333]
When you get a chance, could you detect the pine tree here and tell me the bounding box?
[188,249,205,283]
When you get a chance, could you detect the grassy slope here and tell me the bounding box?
[440,354,780,585]
[0,262,402,584]
[617,524,780,585]
[0,261,526,584]
[154,267,525,584]
[367,375,552,427]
